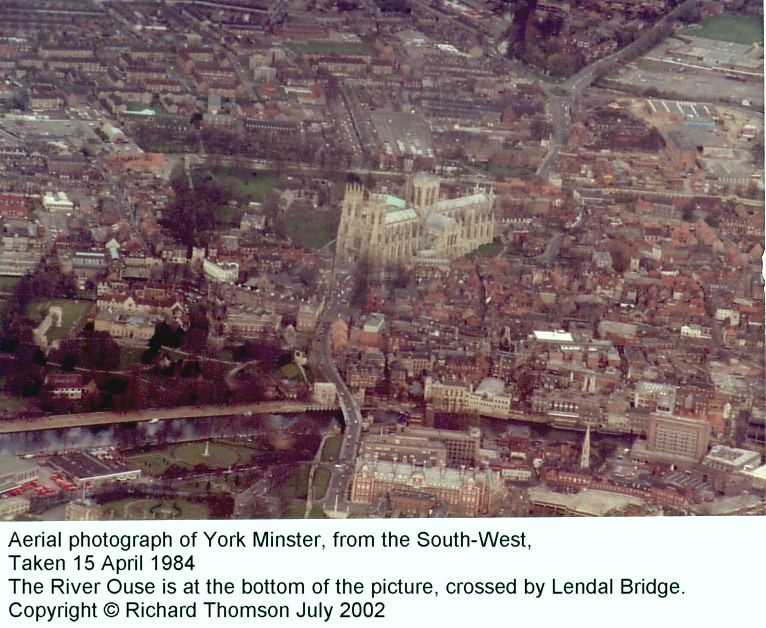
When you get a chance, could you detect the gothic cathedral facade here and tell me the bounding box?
[335,172,495,268]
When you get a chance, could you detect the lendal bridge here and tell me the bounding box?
[0,401,339,434]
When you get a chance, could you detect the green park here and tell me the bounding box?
[682,15,763,45]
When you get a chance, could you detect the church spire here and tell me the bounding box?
[579,426,591,469]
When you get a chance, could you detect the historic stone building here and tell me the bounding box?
[350,457,505,517]
[335,172,495,268]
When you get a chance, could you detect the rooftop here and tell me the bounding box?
[0,454,38,478]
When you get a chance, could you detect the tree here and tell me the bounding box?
[6,364,43,397]
[350,256,371,309]
[261,189,280,224]
[183,305,210,353]
[516,370,536,402]
[610,245,631,273]
[60,353,77,372]
[750,139,764,166]
[545,53,576,77]
[80,331,121,370]
[704,214,721,228]
[161,168,233,246]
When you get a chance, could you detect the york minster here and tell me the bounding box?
[335,172,495,268]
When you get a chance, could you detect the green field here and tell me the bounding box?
[320,435,343,463]
[288,501,307,518]
[213,203,239,227]
[682,15,763,44]
[206,168,278,202]
[101,498,210,520]
[26,299,93,341]
[195,168,278,227]
[279,208,339,249]
[313,468,330,500]
[635,59,672,73]
[274,465,310,500]
[286,40,373,56]
[119,345,146,369]
[129,439,260,477]
[172,441,242,467]
[0,394,30,413]
[0,276,20,291]
[307,504,326,519]
[279,362,303,379]
[130,453,171,476]
[287,501,327,518]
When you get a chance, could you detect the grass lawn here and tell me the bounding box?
[119,345,146,369]
[0,276,20,291]
[26,299,93,341]
[634,59,672,73]
[101,498,210,520]
[313,468,330,500]
[682,15,763,44]
[171,441,244,467]
[287,40,373,56]
[129,439,258,476]
[206,168,278,203]
[288,501,306,518]
[274,465,310,500]
[308,504,326,519]
[216,437,262,452]
[279,208,339,249]
[279,362,303,379]
[0,394,30,413]
[129,454,171,476]
[320,435,343,463]
[214,203,240,227]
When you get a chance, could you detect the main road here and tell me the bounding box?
[0,400,337,434]
[536,0,703,181]
[310,271,363,517]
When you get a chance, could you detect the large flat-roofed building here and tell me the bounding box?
[0,496,31,519]
[528,487,647,517]
[0,454,39,493]
[634,381,678,414]
[220,310,282,338]
[94,310,157,341]
[646,414,711,462]
[360,426,482,468]
[424,377,514,420]
[312,382,337,406]
[66,498,103,521]
[48,450,140,486]
[203,259,239,283]
[703,446,761,473]
[359,434,449,468]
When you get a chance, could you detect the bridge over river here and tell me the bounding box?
[0,401,339,435]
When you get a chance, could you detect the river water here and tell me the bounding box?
[0,412,342,455]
